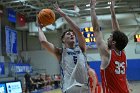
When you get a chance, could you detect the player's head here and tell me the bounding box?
[61,29,76,44]
[108,31,128,51]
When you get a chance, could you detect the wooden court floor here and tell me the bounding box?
[43,89,62,93]
[42,81,140,93]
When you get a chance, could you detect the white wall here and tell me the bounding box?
[21,31,62,75]
[22,50,60,75]
[27,31,61,51]
[27,36,41,50]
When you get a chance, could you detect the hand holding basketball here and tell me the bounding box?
[37,8,55,27]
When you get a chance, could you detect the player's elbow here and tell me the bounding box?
[40,41,47,47]
[40,40,46,44]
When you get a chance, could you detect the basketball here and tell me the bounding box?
[38,8,55,26]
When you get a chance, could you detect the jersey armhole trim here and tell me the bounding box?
[102,50,112,69]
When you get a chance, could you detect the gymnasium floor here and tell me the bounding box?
[43,89,62,93]
[129,81,140,93]
[43,81,140,93]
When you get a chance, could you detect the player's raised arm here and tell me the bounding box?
[53,3,86,52]
[38,26,61,61]
[90,0,109,57]
[110,0,120,31]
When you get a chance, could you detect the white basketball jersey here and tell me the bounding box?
[60,46,89,93]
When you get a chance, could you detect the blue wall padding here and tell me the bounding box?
[127,59,140,81]
[89,61,101,81]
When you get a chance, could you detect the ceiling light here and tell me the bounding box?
[84,6,119,11]
[86,4,90,7]
[108,2,111,5]
[28,32,37,36]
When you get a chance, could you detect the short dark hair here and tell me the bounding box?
[112,31,128,51]
[61,29,73,43]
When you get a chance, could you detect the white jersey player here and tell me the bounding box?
[38,2,89,93]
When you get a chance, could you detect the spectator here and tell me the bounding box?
[24,71,33,93]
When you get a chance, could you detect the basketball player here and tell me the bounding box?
[38,3,89,93]
[90,0,130,93]
[87,63,102,93]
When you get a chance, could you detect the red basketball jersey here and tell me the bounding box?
[100,50,129,93]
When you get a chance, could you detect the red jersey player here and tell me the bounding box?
[90,0,130,93]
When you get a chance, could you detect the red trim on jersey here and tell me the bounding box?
[100,50,129,93]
